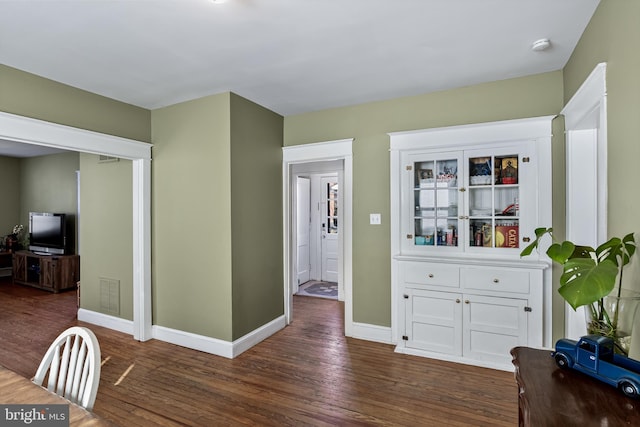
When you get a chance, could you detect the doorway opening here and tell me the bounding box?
[0,111,152,341]
[282,139,353,335]
[295,173,339,301]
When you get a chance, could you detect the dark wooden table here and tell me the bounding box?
[511,346,640,426]
[0,365,112,426]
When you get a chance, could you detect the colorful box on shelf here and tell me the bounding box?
[495,225,519,248]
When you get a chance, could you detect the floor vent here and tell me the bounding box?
[100,278,120,315]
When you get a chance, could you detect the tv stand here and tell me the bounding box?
[12,251,79,293]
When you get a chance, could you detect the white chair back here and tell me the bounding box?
[33,326,101,410]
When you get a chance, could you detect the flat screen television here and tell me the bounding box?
[28,212,67,255]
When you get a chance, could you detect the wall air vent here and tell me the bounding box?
[100,277,120,315]
[98,155,119,163]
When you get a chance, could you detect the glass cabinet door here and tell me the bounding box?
[411,154,461,248]
[467,151,520,249]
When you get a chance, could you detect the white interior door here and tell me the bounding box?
[321,176,339,283]
[296,177,311,290]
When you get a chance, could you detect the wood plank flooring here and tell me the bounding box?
[0,277,518,426]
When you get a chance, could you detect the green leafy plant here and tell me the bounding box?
[521,228,637,353]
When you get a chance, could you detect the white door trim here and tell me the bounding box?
[282,139,353,335]
[561,62,608,339]
[0,111,153,341]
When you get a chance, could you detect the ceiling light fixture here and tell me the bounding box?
[210,0,228,4]
[531,38,551,52]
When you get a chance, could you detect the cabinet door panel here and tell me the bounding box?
[402,151,463,253]
[465,147,527,252]
[405,289,462,355]
[12,253,26,282]
[463,294,527,364]
[39,259,55,289]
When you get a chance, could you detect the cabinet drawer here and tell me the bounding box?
[461,268,530,294]
[401,262,460,288]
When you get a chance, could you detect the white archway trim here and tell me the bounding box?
[560,62,607,339]
[0,112,151,160]
[283,139,353,336]
[0,111,152,341]
[563,63,607,130]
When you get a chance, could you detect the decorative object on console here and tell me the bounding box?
[552,335,640,398]
[4,224,23,252]
[521,228,638,355]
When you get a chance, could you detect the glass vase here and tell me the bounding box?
[585,288,640,356]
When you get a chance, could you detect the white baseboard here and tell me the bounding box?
[394,345,514,372]
[78,309,286,359]
[77,308,134,335]
[350,322,393,344]
[152,324,234,358]
[231,315,287,357]
[152,315,287,358]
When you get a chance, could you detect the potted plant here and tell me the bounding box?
[4,224,24,252]
[521,227,638,355]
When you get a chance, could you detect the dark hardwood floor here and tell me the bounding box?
[0,277,518,426]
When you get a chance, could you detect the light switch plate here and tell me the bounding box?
[370,213,381,225]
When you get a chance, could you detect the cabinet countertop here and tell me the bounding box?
[394,254,550,269]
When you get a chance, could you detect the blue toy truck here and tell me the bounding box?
[553,335,640,398]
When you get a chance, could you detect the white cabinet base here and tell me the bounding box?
[400,283,532,371]
[394,344,516,372]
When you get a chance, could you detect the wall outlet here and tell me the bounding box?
[370,213,381,225]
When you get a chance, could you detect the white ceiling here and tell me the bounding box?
[0,0,600,156]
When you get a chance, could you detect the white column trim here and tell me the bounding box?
[560,62,608,339]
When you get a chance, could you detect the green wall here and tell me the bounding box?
[151,93,284,341]
[563,0,640,288]
[19,152,79,251]
[0,65,151,142]
[284,71,564,327]
[151,93,234,340]
[0,157,20,239]
[230,93,283,339]
[78,154,133,320]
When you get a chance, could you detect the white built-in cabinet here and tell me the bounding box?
[390,117,554,371]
